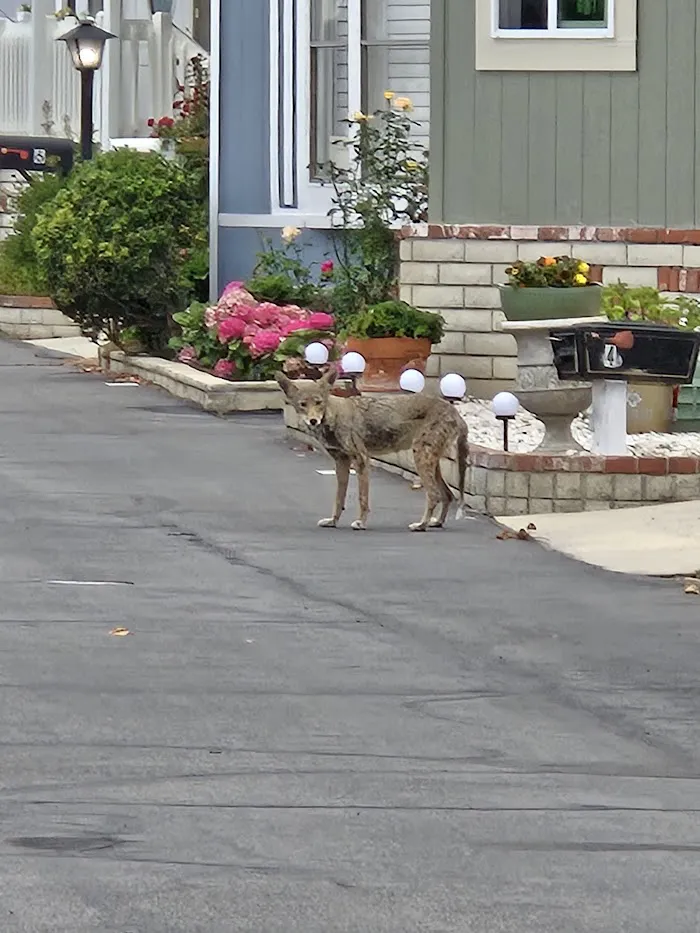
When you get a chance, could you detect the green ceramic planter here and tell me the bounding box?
[498,284,603,321]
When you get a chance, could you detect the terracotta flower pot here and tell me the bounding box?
[345,336,432,393]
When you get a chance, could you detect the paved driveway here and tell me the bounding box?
[0,338,699,932]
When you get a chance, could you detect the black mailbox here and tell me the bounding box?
[0,136,74,178]
[550,321,700,386]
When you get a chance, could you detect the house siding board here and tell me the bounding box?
[434,0,700,228]
[217,0,271,215]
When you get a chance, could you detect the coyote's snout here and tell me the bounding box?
[277,369,469,532]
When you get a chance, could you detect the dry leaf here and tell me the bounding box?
[684,579,700,596]
[497,528,531,541]
[527,522,537,531]
[411,482,423,491]
[109,627,131,637]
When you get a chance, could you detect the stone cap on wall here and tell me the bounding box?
[470,444,700,476]
[400,224,700,246]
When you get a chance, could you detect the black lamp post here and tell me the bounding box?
[57,21,116,162]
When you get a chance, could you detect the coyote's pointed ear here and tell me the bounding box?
[320,367,338,388]
[275,371,298,397]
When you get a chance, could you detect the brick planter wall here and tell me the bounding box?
[399,223,700,399]
[0,296,80,340]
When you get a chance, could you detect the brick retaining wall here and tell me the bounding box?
[399,223,700,399]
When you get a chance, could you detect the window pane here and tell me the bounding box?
[558,0,606,27]
[498,0,548,29]
[310,45,349,179]
[311,0,348,42]
[362,45,430,148]
[362,0,430,41]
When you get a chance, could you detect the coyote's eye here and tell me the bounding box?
[299,399,308,408]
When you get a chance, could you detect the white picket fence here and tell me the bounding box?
[0,0,207,146]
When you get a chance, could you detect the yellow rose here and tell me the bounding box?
[281,225,301,244]
[384,90,395,100]
[577,261,590,273]
[393,96,413,112]
[405,159,418,171]
[352,111,369,122]
[573,273,587,286]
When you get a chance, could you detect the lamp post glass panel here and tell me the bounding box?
[58,22,116,162]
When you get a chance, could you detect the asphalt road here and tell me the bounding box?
[1,336,700,932]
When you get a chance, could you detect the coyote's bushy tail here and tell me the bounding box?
[455,427,469,520]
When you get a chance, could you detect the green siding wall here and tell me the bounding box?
[431,0,700,228]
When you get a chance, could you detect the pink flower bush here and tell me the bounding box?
[307,311,334,330]
[250,329,282,356]
[176,281,337,382]
[321,259,334,276]
[217,316,246,343]
[213,359,237,379]
[178,345,198,364]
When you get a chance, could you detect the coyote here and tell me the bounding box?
[277,370,469,531]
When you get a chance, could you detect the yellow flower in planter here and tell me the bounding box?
[542,256,557,267]
[352,111,369,122]
[405,159,418,171]
[394,97,413,112]
[574,273,588,285]
[384,90,395,100]
[281,225,301,244]
[577,261,590,273]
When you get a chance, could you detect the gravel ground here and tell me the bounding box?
[458,397,700,458]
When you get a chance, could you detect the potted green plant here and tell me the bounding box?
[17,3,31,21]
[602,282,700,434]
[499,255,603,321]
[343,300,444,392]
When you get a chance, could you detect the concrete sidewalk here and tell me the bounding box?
[498,500,700,576]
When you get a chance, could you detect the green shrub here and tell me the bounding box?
[1,174,65,294]
[343,300,444,344]
[32,148,202,351]
[602,281,700,329]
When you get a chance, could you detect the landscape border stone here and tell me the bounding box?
[100,348,282,413]
[0,294,80,340]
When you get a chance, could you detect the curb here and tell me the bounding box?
[100,349,282,414]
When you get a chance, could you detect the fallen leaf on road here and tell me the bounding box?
[109,627,131,637]
[684,580,700,596]
[411,482,423,491]
[497,528,532,541]
[527,523,537,531]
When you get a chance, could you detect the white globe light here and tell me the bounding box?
[440,373,466,400]
[341,351,366,374]
[304,342,329,365]
[399,368,425,393]
[492,391,519,419]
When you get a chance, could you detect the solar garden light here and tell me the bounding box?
[399,368,426,394]
[439,372,466,404]
[340,351,366,394]
[492,391,519,452]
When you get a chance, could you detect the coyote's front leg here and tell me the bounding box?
[317,455,351,528]
[351,455,370,530]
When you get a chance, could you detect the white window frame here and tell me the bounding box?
[491,0,614,40]
[267,0,429,225]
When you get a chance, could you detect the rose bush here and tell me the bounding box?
[169,281,336,381]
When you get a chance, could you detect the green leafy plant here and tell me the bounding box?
[602,281,700,330]
[324,97,429,329]
[32,148,203,352]
[344,300,444,344]
[506,255,594,288]
[245,228,329,310]
[1,173,65,294]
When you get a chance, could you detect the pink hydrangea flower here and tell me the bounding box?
[220,282,255,305]
[178,345,198,364]
[250,329,282,356]
[217,316,246,343]
[281,319,309,337]
[308,311,334,330]
[213,359,237,379]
